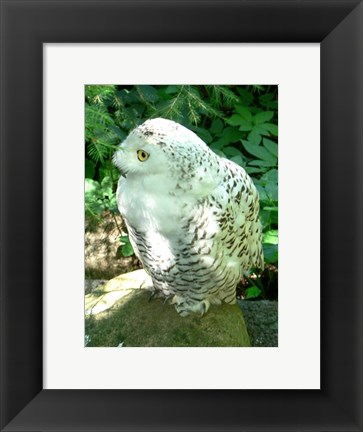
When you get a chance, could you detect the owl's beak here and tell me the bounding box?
[120,168,128,178]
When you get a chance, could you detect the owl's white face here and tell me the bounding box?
[113,132,169,179]
[113,118,217,187]
[113,118,220,197]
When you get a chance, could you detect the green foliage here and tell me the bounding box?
[117,236,134,258]
[85,176,118,219]
[263,229,278,265]
[85,85,278,293]
[245,286,262,300]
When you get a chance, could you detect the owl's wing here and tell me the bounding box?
[203,158,264,271]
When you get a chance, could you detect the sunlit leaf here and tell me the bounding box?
[263,230,278,245]
[245,286,262,299]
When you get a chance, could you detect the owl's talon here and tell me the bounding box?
[148,292,157,302]
[200,300,210,317]
[179,310,189,317]
[139,277,153,290]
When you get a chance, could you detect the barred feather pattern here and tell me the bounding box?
[114,118,264,316]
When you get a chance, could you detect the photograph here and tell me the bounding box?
[84,84,278,347]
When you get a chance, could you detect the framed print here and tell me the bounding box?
[44,45,319,389]
[1,1,362,431]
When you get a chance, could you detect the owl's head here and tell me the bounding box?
[113,118,216,183]
[113,122,167,178]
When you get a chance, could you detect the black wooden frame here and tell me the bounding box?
[1,1,362,431]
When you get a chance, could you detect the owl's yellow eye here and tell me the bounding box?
[137,149,149,162]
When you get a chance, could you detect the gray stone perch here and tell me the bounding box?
[85,269,250,347]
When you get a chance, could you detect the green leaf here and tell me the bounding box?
[107,195,118,213]
[259,209,273,229]
[119,236,134,257]
[253,124,275,137]
[100,176,113,198]
[209,147,225,157]
[230,155,244,166]
[85,179,105,216]
[227,112,254,131]
[263,244,278,264]
[85,178,100,195]
[262,138,278,158]
[245,286,262,299]
[262,101,278,110]
[260,168,278,184]
[264,183,278,201]
[264,123,278,136]
[259,92,274,102]
[227,114,244,127]
[256,184,268,201]
[223,146,243,157]
[190,126,213,144]
[242,140,277,164]
[85,201,104,216]
[98,163,119,184]
[239,122,253,132]
[138,85,159,103]
[247,130,262,145]
[254,111,274,124]
[245,166,266,175]
[249,159,277,168]
[263,230,278,245]
[235,105,253,123]
[236,88,254,105]
[122,243,134,257]
[210,118,224,135]
[165,85,180,94]
[118,88,140,104]
[211,127,244,149]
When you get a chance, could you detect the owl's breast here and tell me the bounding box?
[116,174,188,236]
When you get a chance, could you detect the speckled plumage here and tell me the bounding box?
[113,118,264,316]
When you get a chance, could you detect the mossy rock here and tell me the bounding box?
[85,269,250,347]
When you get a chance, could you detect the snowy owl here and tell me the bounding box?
[113,118,264,316]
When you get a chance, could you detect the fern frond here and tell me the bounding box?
[86,104,115,128]
[206,85,239,108]
[87,140,108,163]
[85,85,117,105]
[154,86,185,121]
[187,97,200,125]
[184,86,220,118]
